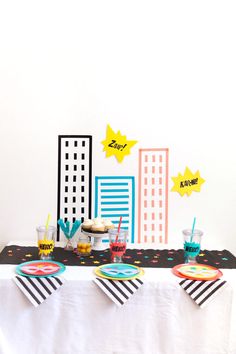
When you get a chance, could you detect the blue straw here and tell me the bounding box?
[66,221,70,235]
[58,219,82,239]
[190,217,196,242]
[70,220,82,238]
[57,219,70,238]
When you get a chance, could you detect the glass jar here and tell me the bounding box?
[77,234,92,256]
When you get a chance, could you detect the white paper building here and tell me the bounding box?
[57,135,92,240]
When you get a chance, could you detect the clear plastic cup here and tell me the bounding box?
[183,229,203,263]
[109,228,127,263]
[37,225,56,260]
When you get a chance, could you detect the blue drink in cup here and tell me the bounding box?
[183,229,203,263]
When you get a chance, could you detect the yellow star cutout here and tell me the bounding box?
[171,167,205,196]
[101,124,137,163]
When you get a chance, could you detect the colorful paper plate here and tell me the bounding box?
[172,263,223,281]
[95,263,144,280]
[16,260,66,278]
[100,263,140,278]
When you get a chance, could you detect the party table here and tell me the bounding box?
[0,242,235,354]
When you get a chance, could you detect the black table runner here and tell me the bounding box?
[0,245,235,268]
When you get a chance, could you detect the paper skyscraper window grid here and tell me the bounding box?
[57,135,92,241]
[138,148,169,244]
[95,176,135,243]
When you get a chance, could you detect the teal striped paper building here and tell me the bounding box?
[95,176,135,243]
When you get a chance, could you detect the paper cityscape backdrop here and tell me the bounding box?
[57,135,168,243]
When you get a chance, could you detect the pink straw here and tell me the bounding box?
[116,216,123,242]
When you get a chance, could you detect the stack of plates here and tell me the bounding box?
[95,263,144,280]
[15,260,66,278]
[172,263,223,281]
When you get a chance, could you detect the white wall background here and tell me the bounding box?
[0,1,235,253]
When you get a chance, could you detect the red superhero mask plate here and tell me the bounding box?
[16,260,66,277]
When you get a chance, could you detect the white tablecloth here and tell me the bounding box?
[0,249,235,354]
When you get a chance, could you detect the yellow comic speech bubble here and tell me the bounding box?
[171,167,205,196]
[38,240,54,255]
[101,124,138,163]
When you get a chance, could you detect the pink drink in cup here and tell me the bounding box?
[109,228,127,263]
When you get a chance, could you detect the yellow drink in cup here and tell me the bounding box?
[37,226,56,260]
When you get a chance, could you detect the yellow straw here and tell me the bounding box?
[44,213,51,240]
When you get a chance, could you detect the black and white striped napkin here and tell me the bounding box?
[13,275,65,307]
[94,277,144,306]
[179,278,227,308]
